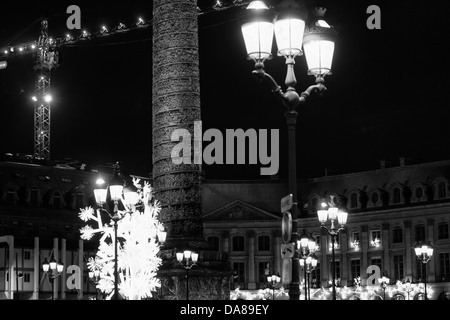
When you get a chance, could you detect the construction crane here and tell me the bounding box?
[0,0,251,161]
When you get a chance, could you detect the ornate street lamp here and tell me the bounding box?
[177,250,199,300]
[241,0,337,301]
[91,165,166,300]
[88,269,103,300]
[267,272,281,300]
[317,195,347,300]
[42,257,64,300]
[403,278,414,300]
[415,242,434,300]
[299,252,317,300]
[298,230,317,300]
[378,276,390,300]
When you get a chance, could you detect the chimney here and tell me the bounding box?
[399,157,406,167]
[380,160,386,169]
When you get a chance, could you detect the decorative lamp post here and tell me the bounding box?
[317,195,347,300]
[299,253,317,300]
[298,230,317,300]
[415,242,433,300]
[42,257,64,300]
[89,269,102,300]
[403,278,414,300]
[241,0,337,301]
[177,250,199,300]
[378,276,389,300]
[267,273,281,300]
[93,163,138,300]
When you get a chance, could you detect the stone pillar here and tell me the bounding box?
[153,0,231,299]
[404,220,412,277]
[340,230,348,285]
[33,237,39,300]
[247,231,256,289]
[273,230,281,275]
[382,222,390,275]
[361,225,369,285]
[61,239,66,300]
[53,238,58,300]
[320,228,329,287]
[427,218,436,282]
[153,0,203,250]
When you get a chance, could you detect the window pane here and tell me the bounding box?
[439,223,449,240]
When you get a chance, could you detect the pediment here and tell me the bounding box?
[203,200,280,221]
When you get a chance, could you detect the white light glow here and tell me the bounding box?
[247,1,269,10]
[303,39,335,76]
[81,179,165,300]
[274,18,305,57]
[241,21,274,61]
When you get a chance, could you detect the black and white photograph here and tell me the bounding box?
[0,0,449,314]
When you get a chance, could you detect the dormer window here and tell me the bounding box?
[392,187,401,204]
[350,193,358,209]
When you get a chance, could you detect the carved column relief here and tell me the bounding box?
[153,0,203,248]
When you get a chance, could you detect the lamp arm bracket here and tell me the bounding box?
[252,69,286,102]
[299,82,327,104]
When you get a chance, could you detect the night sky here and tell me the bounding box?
[1,0,450,180]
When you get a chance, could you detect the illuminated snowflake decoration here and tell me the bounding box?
[79,179,165,300]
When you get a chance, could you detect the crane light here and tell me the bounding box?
[44,94,52,103]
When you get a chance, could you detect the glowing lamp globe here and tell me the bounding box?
[311,256,318,267]
[42,258,49,272]
[303,7,336,77]
[337,209,348,225]
[327,207,338,221]
[274,17,305,58]
[317,209,328,224]
[191,252,199,263]
[94,188,107,205]
[123,183,139,207]
[109,174,124,201]
[49,257,57,271]
[57,259,64,273]
[241,1,274,62]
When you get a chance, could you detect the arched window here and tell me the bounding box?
[350,193,358,208]
[53,192,62,209]
[76,192,84,209]
[438,182,447,199]
[6,188,15,205]
[311,197,318,211]
[392,187,401,204]
[415,187,423,199]
[371,192,379,204]
[30,188,39,207]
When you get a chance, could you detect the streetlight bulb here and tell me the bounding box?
[32,96,38,102]
[274,18,305,58]
[246,1,269,10]
[43,94,52,103]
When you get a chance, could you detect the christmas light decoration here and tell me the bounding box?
[79,179,165,300]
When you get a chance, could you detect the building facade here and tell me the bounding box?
[1,156,450,299]
[202,159,450,300]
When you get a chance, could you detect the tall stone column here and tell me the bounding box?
[153,0,203,250]
[153,0,231,300]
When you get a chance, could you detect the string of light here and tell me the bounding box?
[0,1,254,58]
